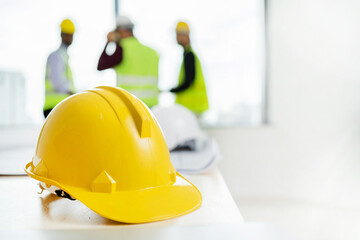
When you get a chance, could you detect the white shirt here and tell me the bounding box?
[45,43,73,93]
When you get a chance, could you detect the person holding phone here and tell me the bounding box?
[97,16,160,107]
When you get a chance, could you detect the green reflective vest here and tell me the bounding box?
[175,47,208,114]
[44,49,74,111]
[114,37,159,107]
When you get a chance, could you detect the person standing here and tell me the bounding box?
[44,19,76,118]
[97,16,159,107]
[170,21,208,115]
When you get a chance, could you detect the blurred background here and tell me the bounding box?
[1,0,360,235]
[0,0,265,126]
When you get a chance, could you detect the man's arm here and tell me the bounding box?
[170,51,195,93]
[47,53,73,94]
[97,41,123,71]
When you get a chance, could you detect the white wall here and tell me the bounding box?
[208,0,360,208]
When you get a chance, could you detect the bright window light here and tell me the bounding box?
[0,0,115,124]
[121,0,266,126]
[0,0,265,126]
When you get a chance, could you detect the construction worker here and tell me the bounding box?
[170,21,209,115]
[44,19,76,118]
[97,16,159,107]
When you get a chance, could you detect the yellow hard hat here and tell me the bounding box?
[24,86,202,223]
[60,19,75,34]
[176,21,190,34]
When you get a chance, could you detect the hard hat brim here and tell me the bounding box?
[25,162,202,223]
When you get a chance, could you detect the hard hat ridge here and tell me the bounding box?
[88,86,151,138]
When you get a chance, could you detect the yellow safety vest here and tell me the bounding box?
[175,48,209,114]
[44,50,74,111]
[114,37,159,107]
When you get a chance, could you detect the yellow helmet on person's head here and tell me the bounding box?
[24,86,202,223]
[176,21,190,34]
[60,19,75,34]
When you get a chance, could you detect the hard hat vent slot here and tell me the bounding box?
[95,86,151,138]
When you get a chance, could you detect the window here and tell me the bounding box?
[120,0,266,126]
[0,0,115,124]
[0,0,266,126]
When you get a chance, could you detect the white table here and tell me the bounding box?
[3,169,290,239]
[0,127,288,239]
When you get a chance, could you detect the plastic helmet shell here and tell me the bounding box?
[116,16,134,30]
[60,19,75,34]
[25,86,201,223]
[176,21,190,34]
[151,104,207,151]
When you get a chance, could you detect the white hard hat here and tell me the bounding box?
[152,104,207,151]
[170,138,220,174]
[116,16,134,29]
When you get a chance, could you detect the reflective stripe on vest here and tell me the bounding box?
[126,88,159,107]
[114,37,159,107]
[176,48,209,114]
[117,76,158,87]
[117,76,159,107]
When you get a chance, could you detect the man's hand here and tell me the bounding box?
[107,31,120,42]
